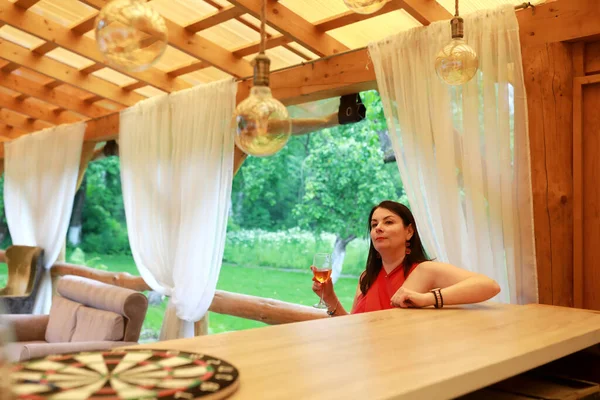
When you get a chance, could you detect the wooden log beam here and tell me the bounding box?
[398,0,452,25]
[228,0,349,57]
[0,39,145,106]
[0,107,51,131]
[46,261,327,325]
[0,0,190,93]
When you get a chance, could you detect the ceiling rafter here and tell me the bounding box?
[185,5,245,32]
[80,0,254,78]
[228,0,349,57]
[315,0,406,31]
[0,70,117,118]
[0,107,51,131]
[0,0,190,93]
[0,91,83,125]
[0,38,146,106]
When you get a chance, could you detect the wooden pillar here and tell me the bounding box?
[521,42,574,307]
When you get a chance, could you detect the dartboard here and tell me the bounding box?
[10,349,240,400]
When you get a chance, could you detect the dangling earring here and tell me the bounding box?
[405,241,411,255]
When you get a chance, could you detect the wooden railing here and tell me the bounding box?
[0,251,327,325]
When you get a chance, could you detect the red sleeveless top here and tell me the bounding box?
[351,263,419,314]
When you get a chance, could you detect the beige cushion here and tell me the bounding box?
[71,307,124,342]
[45,296,81,343]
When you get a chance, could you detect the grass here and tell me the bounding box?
[0,253,359,341]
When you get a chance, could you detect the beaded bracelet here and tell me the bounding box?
[430,288,444,308]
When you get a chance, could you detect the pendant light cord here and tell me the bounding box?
[455,0,459,17]
[259,0,266,54]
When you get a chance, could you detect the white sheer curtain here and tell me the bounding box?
[369,5,537,304]
[4,123,85,314]
[119,79,236,340]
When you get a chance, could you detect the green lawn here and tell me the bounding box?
[0,254,359,341]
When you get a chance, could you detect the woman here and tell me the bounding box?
[312,200,501,316]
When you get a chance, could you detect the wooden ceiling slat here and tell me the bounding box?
[70,15,96,35]
[228,0,349,57]
[44,80,63,90]
[167,61,207,77]
[32,41,59,55]
[233,34,290,58]
[0,122,26,139]
[0,0,189,93]
[0,38,145,106]
[13,93,27,101]
[0,71,117,117]
[81,0,253,78]
[399,0,452,25]
[83,94,104,103]
[0,91,82,124]
[0,107,51,131]
[185,6,245,33]
[315,0,405,31]
[13,0,40,9]
[1,62,20,73]
[122,81,146,91]
[80,63,105,75]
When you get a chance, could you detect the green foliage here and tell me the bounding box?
[223,228,369,276]
[68,248,108,271]
[294,122,397,240]
[79,157,131,255]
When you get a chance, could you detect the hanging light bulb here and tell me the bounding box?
[233,0,291,157]
[343,0,386,14]
[95,0,168,72]
[434,0,478,85]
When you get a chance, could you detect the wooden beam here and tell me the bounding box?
[398,0,452,25]
[122,81,146,91]
[80,0,253,78]
[43,80,63,90]
[0,122,26,138]
[13,0,39,9]
[0,0,189,93]
[1,62,20,73]
[0,38,145,106]
[80,64,105,75]
[228,0,349,57]
[167,61,207,77]
[0,107,51,131]
[519,0,600,47]
[184,5,245,33]
[31,41,59,56]
[233,34,291,58]
[0,71,117,118]
[70,15,96,35]
[315,0,405,31]
[0,91,82,125]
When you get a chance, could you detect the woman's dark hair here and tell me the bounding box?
[359,200,430,296]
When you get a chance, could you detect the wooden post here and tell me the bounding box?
[194,314,209,336]
[521,42,574,307]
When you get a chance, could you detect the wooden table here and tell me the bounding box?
[132,303,600,400]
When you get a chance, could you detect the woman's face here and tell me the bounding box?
[370,207,413,253]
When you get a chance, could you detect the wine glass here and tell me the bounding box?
[312,253,332,309]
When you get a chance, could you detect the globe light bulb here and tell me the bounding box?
[233,86,292,157]
[435,17,479,85]
[343,0,386,14]
[233,53,291,157]
[95,0,168,72]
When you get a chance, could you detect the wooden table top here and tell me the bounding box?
[132,303,600,400]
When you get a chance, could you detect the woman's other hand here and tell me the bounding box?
[390,287,435,308]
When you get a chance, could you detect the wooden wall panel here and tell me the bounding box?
[580,81,600,310]
[522,42,574,306]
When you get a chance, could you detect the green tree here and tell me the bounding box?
[294,123,396,281]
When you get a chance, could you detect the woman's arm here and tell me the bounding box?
[391,261,501,308]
